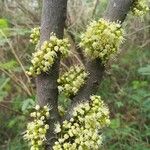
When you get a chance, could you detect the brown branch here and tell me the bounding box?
[0,103,23,116]
[66,30,85,64]
[65,0,134,119]
[35,0,67,149]
[0,68,31,96]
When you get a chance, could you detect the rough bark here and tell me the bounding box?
[104,0,134,22]
[36,0,67,149]
[66,0,134,119]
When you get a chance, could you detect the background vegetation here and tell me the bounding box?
[0,0,149,149]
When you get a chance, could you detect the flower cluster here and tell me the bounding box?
[132,0,149,16]
[30,27,40,45]
[57,65,88,97]
[58,105,66,117]
[26,34,70,76]
[79,18,124,62]
[24,105,50,150]
[53,95,110,150]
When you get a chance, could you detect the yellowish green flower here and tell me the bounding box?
[79,18,124,62]
[30,27,40,45]
[132,0,149,16]
[57,65,88,97]
[58,105,66,116]
[26,34,70,76]
[53,95,110,150]
[24,105,50,150]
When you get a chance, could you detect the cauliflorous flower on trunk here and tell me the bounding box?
[26,33,70,76]
[24,105,50,150]
[53,95,110,150]
[30,27,40,45]
[57,65,88,97]
[79,18,124,62]
[131,0,149,16]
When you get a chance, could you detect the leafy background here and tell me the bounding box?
[0,0,150,149]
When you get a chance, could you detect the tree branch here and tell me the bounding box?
[35,0,67,149]
[66,30,85,64]
[65,0,134,119]
[104,0,134,22]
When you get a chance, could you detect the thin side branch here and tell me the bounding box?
[66,30,85,64]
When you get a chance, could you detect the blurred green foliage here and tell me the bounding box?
[138,65,150,75]
[98,47,150,149]
[0,19,8,28]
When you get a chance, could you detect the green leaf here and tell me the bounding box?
[142,98,150,113]
[0,60,18,70]
[0,77,10,102]
[110,118,121,129]
[0,78,10,91]
[138,65,150,75]
[0,37,8,46]
[21,98,35,113]
[9,28,30,36]
[0,18,8,29]
[115,101,124,108]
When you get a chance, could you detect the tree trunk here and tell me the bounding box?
[36,0,67,149]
